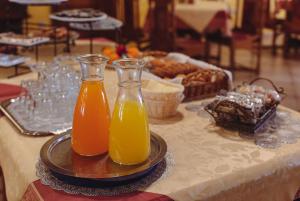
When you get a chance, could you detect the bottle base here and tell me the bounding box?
[110,157,149,166]
[72,148,108,157]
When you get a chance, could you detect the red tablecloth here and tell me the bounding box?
[0,83,24,102]
[0,83,24,117]
[21,180,173,201]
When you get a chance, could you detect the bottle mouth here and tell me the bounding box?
[113,58,145,69]
[77,54,109,64]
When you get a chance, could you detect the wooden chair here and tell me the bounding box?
[204,0,269,74]
[283,0,300,57]
[140,0,204,57]
[0,0,27,34]
[265,0,291,55]
[145,0,176,51]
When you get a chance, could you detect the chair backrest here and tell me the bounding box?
[148,0,175,51]
[0,1,26,19]
[238,0,269,35]
[287,0,300,20]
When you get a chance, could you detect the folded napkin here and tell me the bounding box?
[22,180,173,201]
[0,83,24,102]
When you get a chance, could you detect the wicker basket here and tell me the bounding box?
[204,77,285,133]
[183,74,229,102]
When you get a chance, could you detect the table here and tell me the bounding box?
[175,1,232,36]
[1,71,300,201]
[8,0,67,36]
[50,12,108,54]
[69,16,123,51]
[0,54,29,78]
[0,35,49,61]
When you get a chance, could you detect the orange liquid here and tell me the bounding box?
[72,80,110,156]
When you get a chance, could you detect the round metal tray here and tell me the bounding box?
[40,131,167,186]
[50,10,107,23]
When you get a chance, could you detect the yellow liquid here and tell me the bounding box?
[109,101,150,165]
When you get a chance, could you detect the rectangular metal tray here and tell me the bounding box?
[205,104,277,134]
[0,98,67,136]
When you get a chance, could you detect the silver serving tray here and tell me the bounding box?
[0,99,60,136]
[9,0,67,5]
[50,9,107,23]
[40,131,167,186]
[0,54,28,67]
[0,35,50,47]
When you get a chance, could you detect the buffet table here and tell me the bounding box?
[1,72,300,201]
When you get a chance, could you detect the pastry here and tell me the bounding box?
[149,59,198,78]
[142,51,168,58]
[182,69,227,86]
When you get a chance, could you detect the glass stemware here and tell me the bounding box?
[7,57,81,133]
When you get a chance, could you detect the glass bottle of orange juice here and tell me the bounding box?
[72,54,110,156]
[109,58,150,165]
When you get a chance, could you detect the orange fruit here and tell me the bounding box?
[127,47,140,58]
[102,47,115,57]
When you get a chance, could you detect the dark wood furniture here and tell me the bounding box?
[0,0,27,34]
[204,0,269,74]
[146,0,175,51]
[283,0,300,57]
[265,0,291,55]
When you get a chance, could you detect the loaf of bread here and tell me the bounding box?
[182,69,227,86]
[149,59,198,78]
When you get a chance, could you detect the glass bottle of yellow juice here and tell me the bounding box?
[109,58,150,165]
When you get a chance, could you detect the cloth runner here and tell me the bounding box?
[21,180,173,201]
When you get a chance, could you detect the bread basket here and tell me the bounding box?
[142,79,184,119]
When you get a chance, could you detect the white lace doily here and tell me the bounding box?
[36,153,174,196]
[190,104,300,149]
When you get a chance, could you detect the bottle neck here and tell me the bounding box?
[117,81,143,103]
[81,65,104,81]
[82,76,104,82]
[77,54,108,81]
[118,81,141,88]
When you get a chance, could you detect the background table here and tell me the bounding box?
[0,36,49,61]
[69,16,123,50]
[50,13,107,53]
[1,72,300,201]
[175,1,232,35]
[0,54,29,78]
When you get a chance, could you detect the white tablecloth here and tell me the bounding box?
[175,1,230,33]
[1,72,300,201]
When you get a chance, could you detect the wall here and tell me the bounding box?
[139,0,149,27]
[27,6,51,25]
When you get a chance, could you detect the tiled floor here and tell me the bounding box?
[233,50,300,112]
[0,43,299,111]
